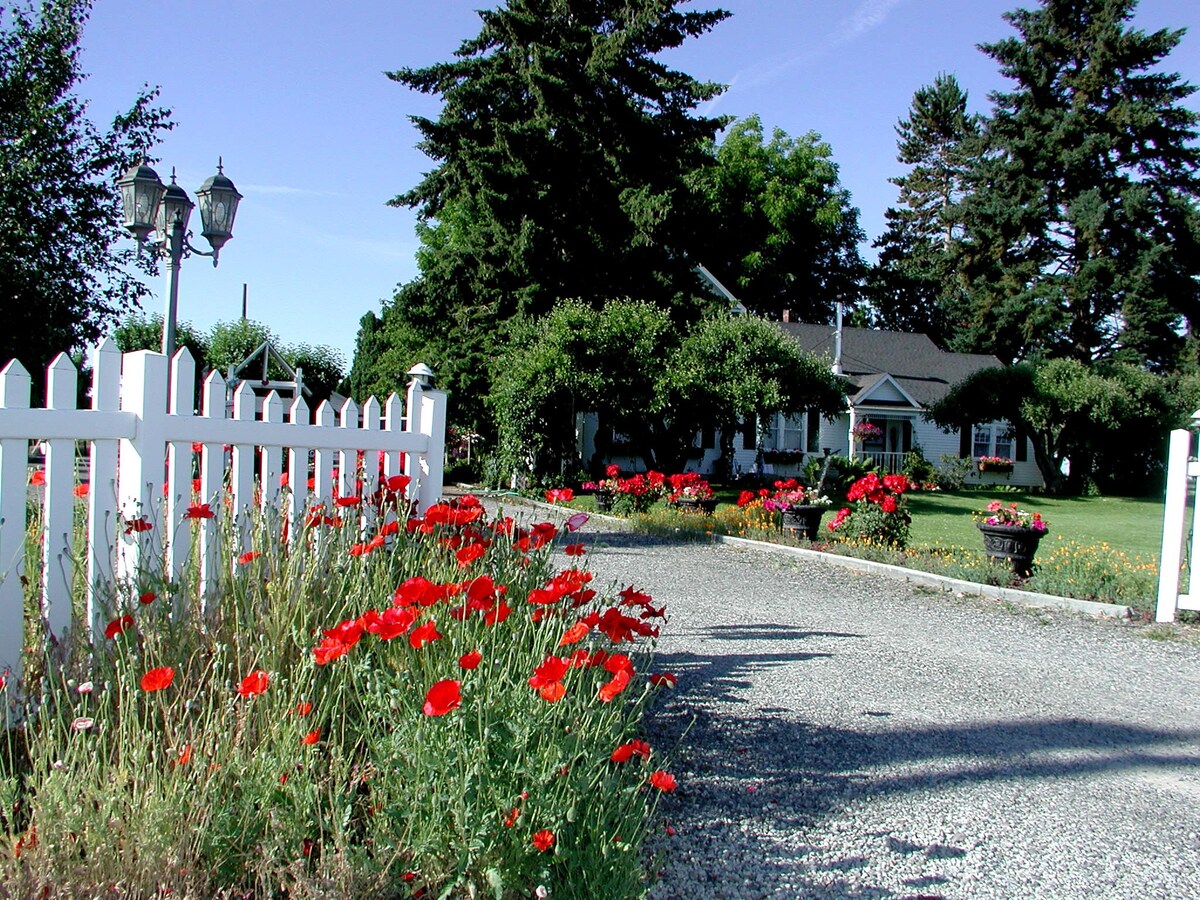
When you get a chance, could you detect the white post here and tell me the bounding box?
[165,349,196,602]
[313,401,336,505]
[0,360,32,688]
[409,381,447,513]
[230,381,256,560]
[117,351,168,592]
[259,390,284,513]
[1156,427,1192,622]
[198,370,227,607]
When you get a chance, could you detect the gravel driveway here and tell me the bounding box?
[503,500,1200,899]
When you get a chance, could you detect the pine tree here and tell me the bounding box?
[870,74,981,344]
[956,0,1200,367]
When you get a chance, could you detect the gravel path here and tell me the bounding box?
[504,501,1200,899]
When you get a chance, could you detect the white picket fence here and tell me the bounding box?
[0,339,446,686]
[1156,417,1200,622]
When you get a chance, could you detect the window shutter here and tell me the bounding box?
[702,426,715,449]
[1016,428,1028,462]
[741,415,756,450]
[959,426,972,458]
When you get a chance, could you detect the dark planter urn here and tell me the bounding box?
[781,505,826,541]
[674,497,718,515]
[978,523,1043,577]
[594,491,613,513]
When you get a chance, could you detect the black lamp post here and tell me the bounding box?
[117,159,243,361]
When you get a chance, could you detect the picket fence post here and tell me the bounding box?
[116,351,168,595]
[1156,423,1200,623]
[0,359,32,688]
[409,381,447,512]
[86,339,122,647]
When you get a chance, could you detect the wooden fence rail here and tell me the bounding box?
[0,339,446,687]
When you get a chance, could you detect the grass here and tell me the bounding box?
[905,489,1165,558]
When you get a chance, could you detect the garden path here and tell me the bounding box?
[501,499,1200,899]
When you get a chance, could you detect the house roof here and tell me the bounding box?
[777,322,1001,409]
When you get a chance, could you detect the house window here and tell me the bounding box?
[806,410,821,453]
[776,414,804,451]
[973,423,1015,459]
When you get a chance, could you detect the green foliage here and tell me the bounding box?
[0,0,173,389]
[802,453,876,502]
[692,115,866,322]
[206,318,276,376]
[901,446,936,486]
[927,358,1193,493]
[285,342,346,409]
[829,500,911,550]
[112,313,209,372]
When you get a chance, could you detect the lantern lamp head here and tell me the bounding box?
[117,163,166,242]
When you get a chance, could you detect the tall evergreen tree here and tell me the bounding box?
[956,0,1200,367]
[360,0,731,428]
[870,74,981,344]
[692,115,865,323]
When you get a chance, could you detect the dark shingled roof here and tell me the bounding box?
[777,322,1001,408]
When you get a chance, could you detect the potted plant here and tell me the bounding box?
[582,464,622,512]
[975,501,1048,577]
[667,472,717,514]
[826,472,911,548]
[978,455,1015,474]
[764,478,832,539]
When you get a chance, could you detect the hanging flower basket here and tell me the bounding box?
[978,523,1043,577]
[781,505,826,541]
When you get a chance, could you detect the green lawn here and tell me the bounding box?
[905,489,1166,559]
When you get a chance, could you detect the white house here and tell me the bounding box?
[578,319,1042,487]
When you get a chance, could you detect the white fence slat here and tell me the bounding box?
[313,401,336,505]
[259,391,284,515]
[231,381,256,559]
[383,392,405,489]
[42,354,78,643]
[198,371,227,607]
[287,395,310,534]
[360,397,382,535]
[166,349,196,602]
[117,351,169,591]
[338,398,360,504]
[0,360,32,685]
[86,339,121,646]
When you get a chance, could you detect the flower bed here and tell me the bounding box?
[2,491,677,897]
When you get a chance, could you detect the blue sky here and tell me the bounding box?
[76,0,1200,368]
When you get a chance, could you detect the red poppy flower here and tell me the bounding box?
[598,668,632,703]
[532,829,555,852]
[237,670,270,698]
[30,469,45,486]
[138,591,156,605]
[544,487,574,504]
[423,679,461,716]
[484,600,511,626]
[124,516,153,535]
[184,503,214,520]
[538,682,567,703]
[456,542,487,567]
[649,770,677,792]
[558,621,591,646]
[192,477,202,494]
[296,701,313,716]
[564,543,586,557]
[503,807,520,827]
[237,550,261,565]
[528,655,568,690]
[409,619,442,649]
[313,636,351,665]
[73,483,89,497]
[565,512,590,532]
[650,673,677,688]
[459,650,482,670]
[141,666,175,692]
[611,739,652,763]
[301,728,321,745]
[104,614,133,639]
[385,474,411,493]
[173,743,192,767]
[336,495,362,508]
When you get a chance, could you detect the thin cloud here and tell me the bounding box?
[704,0,905,113]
